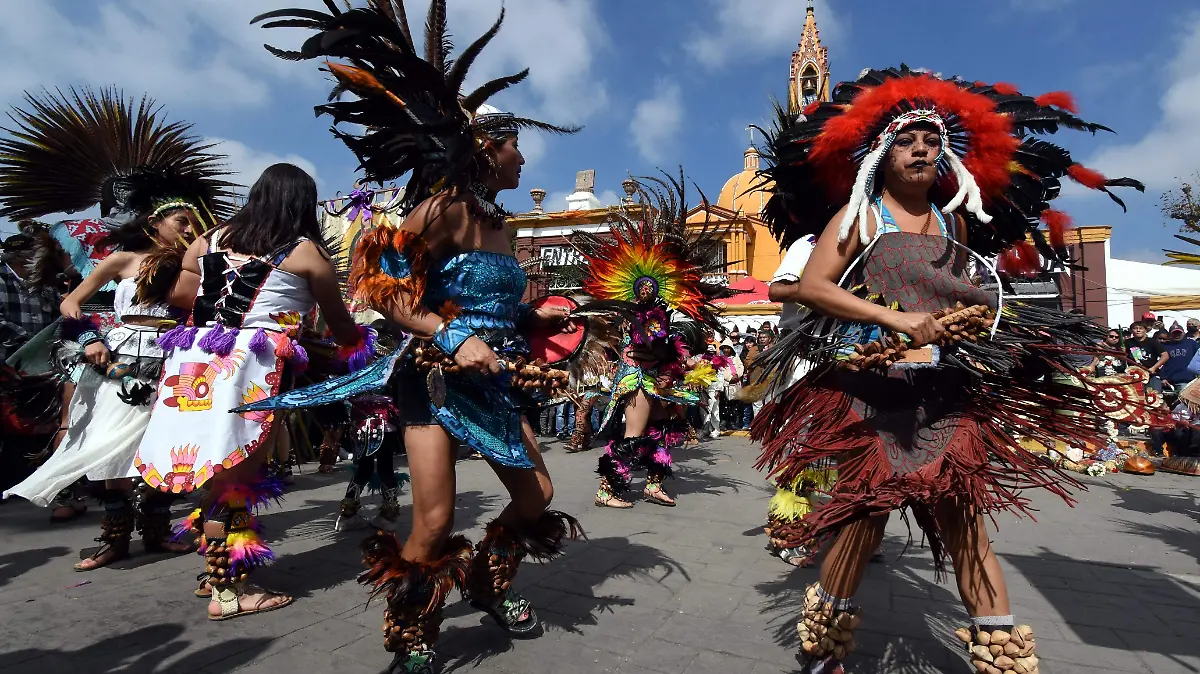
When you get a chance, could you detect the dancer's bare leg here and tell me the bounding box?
[935,499,1011,619]
[489,419,553,524]
[400,424,457,562]
[817,514,888,599]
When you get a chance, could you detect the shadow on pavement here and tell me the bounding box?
[1005,547,1200,662]
[0,623,271,673]
[1104,482,1200,523]
[665,441,754,498]
[262,490,500,600]
[437,536,688,672]
[752,536,966,673]
[0,545,70,586]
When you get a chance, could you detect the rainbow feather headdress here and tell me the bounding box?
[565,172,731,345]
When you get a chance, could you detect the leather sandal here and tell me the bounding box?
[209,582,293,621]
[643,483,676,507]
[195,573,212,598]
[595,489,633,509]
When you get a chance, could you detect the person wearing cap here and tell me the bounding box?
[1127,321,1168,392]
[1159,322,1199,388]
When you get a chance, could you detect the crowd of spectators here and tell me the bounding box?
[532,322,783,443]
[1080,311,1200,456]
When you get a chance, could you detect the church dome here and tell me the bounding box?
[716,146,771,218]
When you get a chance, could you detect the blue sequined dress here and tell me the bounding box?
[385,250,536,468]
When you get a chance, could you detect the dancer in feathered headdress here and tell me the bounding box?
[561,172,730,509]
[252,1,581,668]
[749,66,1155,674]
[0,87,235,569]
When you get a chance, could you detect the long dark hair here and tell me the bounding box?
[215,163,330,257]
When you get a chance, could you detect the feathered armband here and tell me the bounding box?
[348,226,431,314]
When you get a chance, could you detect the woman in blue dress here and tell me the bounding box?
[256,3,582,672]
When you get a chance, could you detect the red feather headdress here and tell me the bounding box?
[759,65,1144,271]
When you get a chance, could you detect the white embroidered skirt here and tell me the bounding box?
[133,327,284,493]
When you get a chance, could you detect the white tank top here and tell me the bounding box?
[112,277,174,322]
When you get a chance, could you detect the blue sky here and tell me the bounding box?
[1,0,1197,264]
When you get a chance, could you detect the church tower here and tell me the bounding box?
[788,1,830,113]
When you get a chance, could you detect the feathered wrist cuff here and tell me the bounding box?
[432,316,474,357]
[61,315,104,346]
[336,326,378,372]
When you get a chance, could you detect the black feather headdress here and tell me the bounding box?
[253,0,579,215]
[755,65,1144,274]
[0,88,237,226]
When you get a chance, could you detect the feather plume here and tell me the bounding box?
[256,1,576,216]
[359,532,472,612]
[0,88,236,220]
[1034,91,1078,113]
[758,65,1143,270]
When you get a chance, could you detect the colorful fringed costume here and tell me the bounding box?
[0,88,235,566]
[559,173,731,507]
[253,2,583,670]
[750,66,1156,673]
[336,394,409,533]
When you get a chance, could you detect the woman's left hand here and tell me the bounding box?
[533,304,578,334]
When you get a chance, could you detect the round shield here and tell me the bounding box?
[526,295,587,366]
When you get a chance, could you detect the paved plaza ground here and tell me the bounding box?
[0,435,1197,674]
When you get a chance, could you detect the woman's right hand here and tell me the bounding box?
[452,335,502,375]
[60,299,82,321]
[84,342,111,367]
[883,311,944,347]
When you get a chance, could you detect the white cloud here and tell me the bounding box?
[0,0,321,112]
[443,0,610,126]
[630,82,683,164]
[685,0,843,70]
[207,137,322,192]
[1085,15,1200,193]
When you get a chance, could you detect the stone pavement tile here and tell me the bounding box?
[538,568,609,596]
[205,644,379,674]
[623,638,700,674]
[726,593,795,628]
[851,628,960,671]
[683,650,762,674]
[1143,600,1200,636]
[658,579,749,620]
[1137,647,1200,671]
[653,613,796,667]
[1048,597,1169,634]
[203,613,369,668]
[1054,623,1126,648]
[1131,636,1200,674]
[564,547,636,576]
[1037,637,1149,672]
[540,607,672,655]
[617,666,669,674]
[589,573,682,610]
[475,635,629,674]
[692,561,744,586]
[1132,581,1200,608]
